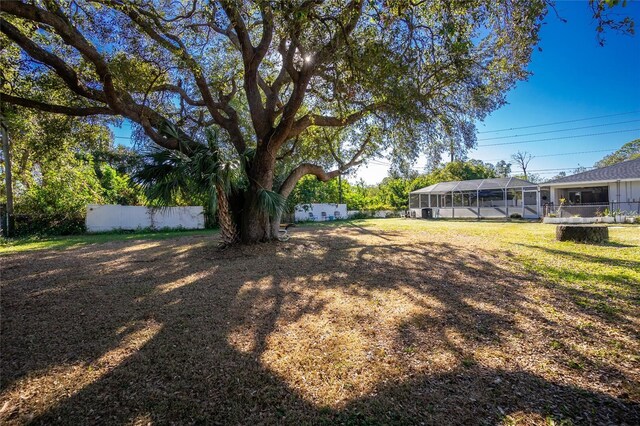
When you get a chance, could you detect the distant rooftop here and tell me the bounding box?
[411,177,538,194]
[545,158,640,185]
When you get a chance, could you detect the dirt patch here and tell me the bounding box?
[1,226,638,425]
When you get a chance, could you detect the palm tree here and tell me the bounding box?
[136,127,239,246]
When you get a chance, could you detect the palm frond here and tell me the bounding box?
[241,148,256,171]
[256,188,286,217]
[135,149,194,206]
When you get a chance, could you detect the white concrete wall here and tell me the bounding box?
[86,204,205,232]
[294,203,347,222]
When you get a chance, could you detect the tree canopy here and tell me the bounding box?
[0,0,633,241]
[594,139,640,168]
[0,106,144,234]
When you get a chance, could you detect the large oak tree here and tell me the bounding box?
[0,0,630,242]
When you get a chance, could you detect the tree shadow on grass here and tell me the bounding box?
[515,243,640,270]
[512,242,639,330]
[1,228,638,424]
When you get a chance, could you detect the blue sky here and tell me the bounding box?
[356,0,640,183]
[113,1,640,184]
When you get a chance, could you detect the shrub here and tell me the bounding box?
[15,155,102,236]
[509,213,522,219]
[15,213,86,236]
[348,211,370,220]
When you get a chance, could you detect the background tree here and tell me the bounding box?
[1,0,633,242]
[495,160,512,178]
[0,106,144,234]
[511,151,534,181]
[513,172,542,184]
[430,160,497,183]
[594,139,640,167]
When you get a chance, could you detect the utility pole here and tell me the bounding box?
[1,112,14,237]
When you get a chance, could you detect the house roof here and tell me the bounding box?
[411,177,538,195]
[544,157,640,185]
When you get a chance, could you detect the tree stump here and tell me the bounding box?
[556,225,609,243]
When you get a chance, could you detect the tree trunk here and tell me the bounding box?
[240,185,278,243]
[216,183,239,246]
[239,156,280,243]
[1,115,14,238]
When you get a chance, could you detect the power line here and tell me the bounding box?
[485,148,616,162]
[534,149,615,158]
[514,170,586,176]
[477,119,640,141]
[478,128,640,147]
[512,166,593,173]
[368,147,619,169]
[477,111,639,134]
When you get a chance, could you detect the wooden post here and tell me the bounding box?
[1,113,14,237]
[476,189,480,219]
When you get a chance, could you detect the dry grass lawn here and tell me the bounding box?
[1,219,639,425]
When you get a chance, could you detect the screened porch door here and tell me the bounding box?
[523,190,538,218]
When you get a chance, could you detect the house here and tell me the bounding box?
[541,157,640,217]
[409,177,540,219]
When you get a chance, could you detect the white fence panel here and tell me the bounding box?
[294,203,347,221]
[152,207,205,229]
[86,204,205,232]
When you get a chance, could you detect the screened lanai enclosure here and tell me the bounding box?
[409,177,540,219]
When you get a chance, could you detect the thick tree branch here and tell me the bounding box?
[150,84,207,107]
[0,93,115,116]
[219,0,271,139]
[289,103,379,138]
[0,17,106,103]
[278,132,371,198]
[3,1,125,111]
[96,0,246,153]
[268,0,365,153]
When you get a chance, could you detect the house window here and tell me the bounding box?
[565,186,608,204]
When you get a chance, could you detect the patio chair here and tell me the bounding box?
[278,223,295,241]
[308,212,317,221]
[334,211,342,219]
[321,211,327,221]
